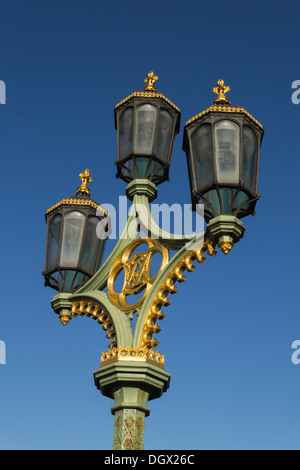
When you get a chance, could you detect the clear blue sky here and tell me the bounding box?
[1,0,300,450]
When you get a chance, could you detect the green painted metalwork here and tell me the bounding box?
[71,291,133,347]
[49,179,246,450]
[94,360,171,450]
[113,409,145,450]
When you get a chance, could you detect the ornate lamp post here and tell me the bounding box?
[42,74,264,450]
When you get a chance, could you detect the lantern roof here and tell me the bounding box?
[115,71,180,113]
[185,79,263,129]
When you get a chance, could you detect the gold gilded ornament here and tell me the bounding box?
[75,168,93,196]
[144,71,159,92]
[213,79,231,105]
[107,238,169,313]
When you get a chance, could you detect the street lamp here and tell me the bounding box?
[115,71,180,185]
[183,79,264,221]
[183,79,264,254]
[42,169,108,300]
[42,73,264,449]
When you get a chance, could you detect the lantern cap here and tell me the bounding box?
[185,79,263,129]
[115,71,180,112]
[45,169,109,217]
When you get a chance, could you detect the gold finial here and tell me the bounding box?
[213,79,231,105]
[144,71,158,92]
[59,313,71,326]
[76,168,93,196]
[218,240,234,255]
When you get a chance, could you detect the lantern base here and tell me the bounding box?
[206,215,245,254]
[126,179,158,202]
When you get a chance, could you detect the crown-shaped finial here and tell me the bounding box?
[75,169,93,196]
[144,71,159,92]
[213,79,231,105]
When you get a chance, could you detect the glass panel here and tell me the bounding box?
[119,108,133,160]
[186,147,196,191]
[191,124,214,190]
[155,109,173,161]
[215,120,240,184]
[206,188,231,216]
[81,216,101,275]
[134,104,157,155]
[233,190,250,214]
[47,214,62,270]
[242,126,257,193]
[58,270,87,292]
[121,158,133,180]
[60,211,85,268]
[204,190,220,218]
[135,157,164,181]
[136,157,150,178]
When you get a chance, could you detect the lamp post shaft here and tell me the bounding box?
[94,359,171,450]
[113,408,146,450]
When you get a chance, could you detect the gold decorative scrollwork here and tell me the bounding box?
[140,240,217,349]
[71,300,117,349]
[107,238,169,313]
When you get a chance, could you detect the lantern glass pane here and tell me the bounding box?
[155,109,173,161]
[191,124,214,189]
[81,216,101,275]
[243,126,257,193]
[215,120,240,184]
[135,157,164,180]
[47,214,62,270]
[206,188,231,215]
[121,158,133,180]
[119,107,133,160]
[186,147,196,191]
[60,211,85,267]
[233,190,250,214]
[134,104,157,155]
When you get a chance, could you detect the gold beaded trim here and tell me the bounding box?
[46,198,108,216]
[186,105,263,128]
[100,346,165,369]
[115,91,180,112]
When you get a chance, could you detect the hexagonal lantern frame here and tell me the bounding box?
[114,89,181,186]
[183,103,264,222]
[42,174,109,293]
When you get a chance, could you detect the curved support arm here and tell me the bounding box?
[76,202,140,293]
[133,193,204,251]
[70,291,133,348]
[76,180,206,292]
